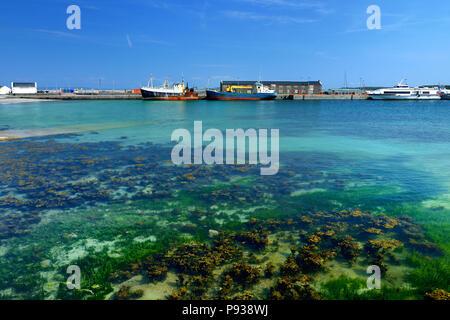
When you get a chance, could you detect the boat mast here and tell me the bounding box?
[147,74,154,88]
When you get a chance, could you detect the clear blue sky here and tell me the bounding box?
[1,0,450,89]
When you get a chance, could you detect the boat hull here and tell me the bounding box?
[206,90,277,101]
[141,88,199,101]
[369,94,441,100]
[440,94,450,100]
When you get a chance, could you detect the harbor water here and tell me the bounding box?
[0,99,449,300]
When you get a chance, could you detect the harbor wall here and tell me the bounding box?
[290,94,369,100]
[13,94,142,100]
[11,93,369,101]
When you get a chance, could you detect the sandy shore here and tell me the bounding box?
[0,122,151,141]
[0,97,56,104]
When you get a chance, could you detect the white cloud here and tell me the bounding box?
[35,29,81,38]
[223,10,316,24]
[232,0,332,14]
[126,34,133,48]
[132,35,173,46]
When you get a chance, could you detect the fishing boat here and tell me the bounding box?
[206,82,277,101]
[367,79,441,100]
[141,76,199,101]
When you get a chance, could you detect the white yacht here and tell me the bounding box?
[368,79,441,100]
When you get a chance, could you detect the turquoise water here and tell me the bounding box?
[4,100,450,189]
[0,99,449,300]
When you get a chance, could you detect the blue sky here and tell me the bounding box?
[1,0,450,89]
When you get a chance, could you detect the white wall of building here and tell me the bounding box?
[11,82,37,94]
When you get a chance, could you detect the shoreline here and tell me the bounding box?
[3,93,371,101]
[0,97,58,104]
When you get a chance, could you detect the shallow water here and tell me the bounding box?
[0,99,449,300]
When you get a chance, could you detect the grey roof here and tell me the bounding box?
[221,80,322,86]
[12,82,36,85]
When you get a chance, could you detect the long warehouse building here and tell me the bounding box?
[220,80,322,95]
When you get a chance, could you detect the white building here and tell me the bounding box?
[11,82,37,94]
[0,86,11,95]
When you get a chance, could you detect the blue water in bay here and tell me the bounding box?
[1,99,449,299]
[2,99,450,179]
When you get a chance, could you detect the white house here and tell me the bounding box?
[11,82,37,94]
[0,86,11,95]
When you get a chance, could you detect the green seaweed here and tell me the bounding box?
[407,254,450,294]
[321,276,418,300]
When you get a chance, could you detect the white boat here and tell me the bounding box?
[141,76,188,99]
[367,79,441,100]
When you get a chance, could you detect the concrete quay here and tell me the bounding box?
[13,94,143,100]
[10,93,369,101]
[290,94,369,100]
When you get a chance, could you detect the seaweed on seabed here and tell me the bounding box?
[187,275,212,298]
[217,274,234,300]
[165,238,240,277]
[320,276,366,300]
[279,254,301,277]
[269,275,320,300]
[165,242,214,276]
[425,289,450,300]
[264,263,276,278]
[408,239,443,256]
[168,286,188,300]
[144,255,169,282]
[320,276,418,300]
[114,286,144,300]
[216,264,259,299]
[364,238,403,274]
[233,229,269,250]
[223,262,260,288]
[407,254,450,296]
[295,245,336,274]
[337,236,361,263]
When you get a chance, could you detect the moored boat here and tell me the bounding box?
[141,76,199,101]
[206,82,277,101]
[439,88,450,100]
[367,79,441,100]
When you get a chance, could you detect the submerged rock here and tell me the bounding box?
[208,229,219,238]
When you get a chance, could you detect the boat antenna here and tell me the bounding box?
[344,71,348,89]
[148,74,154,88]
